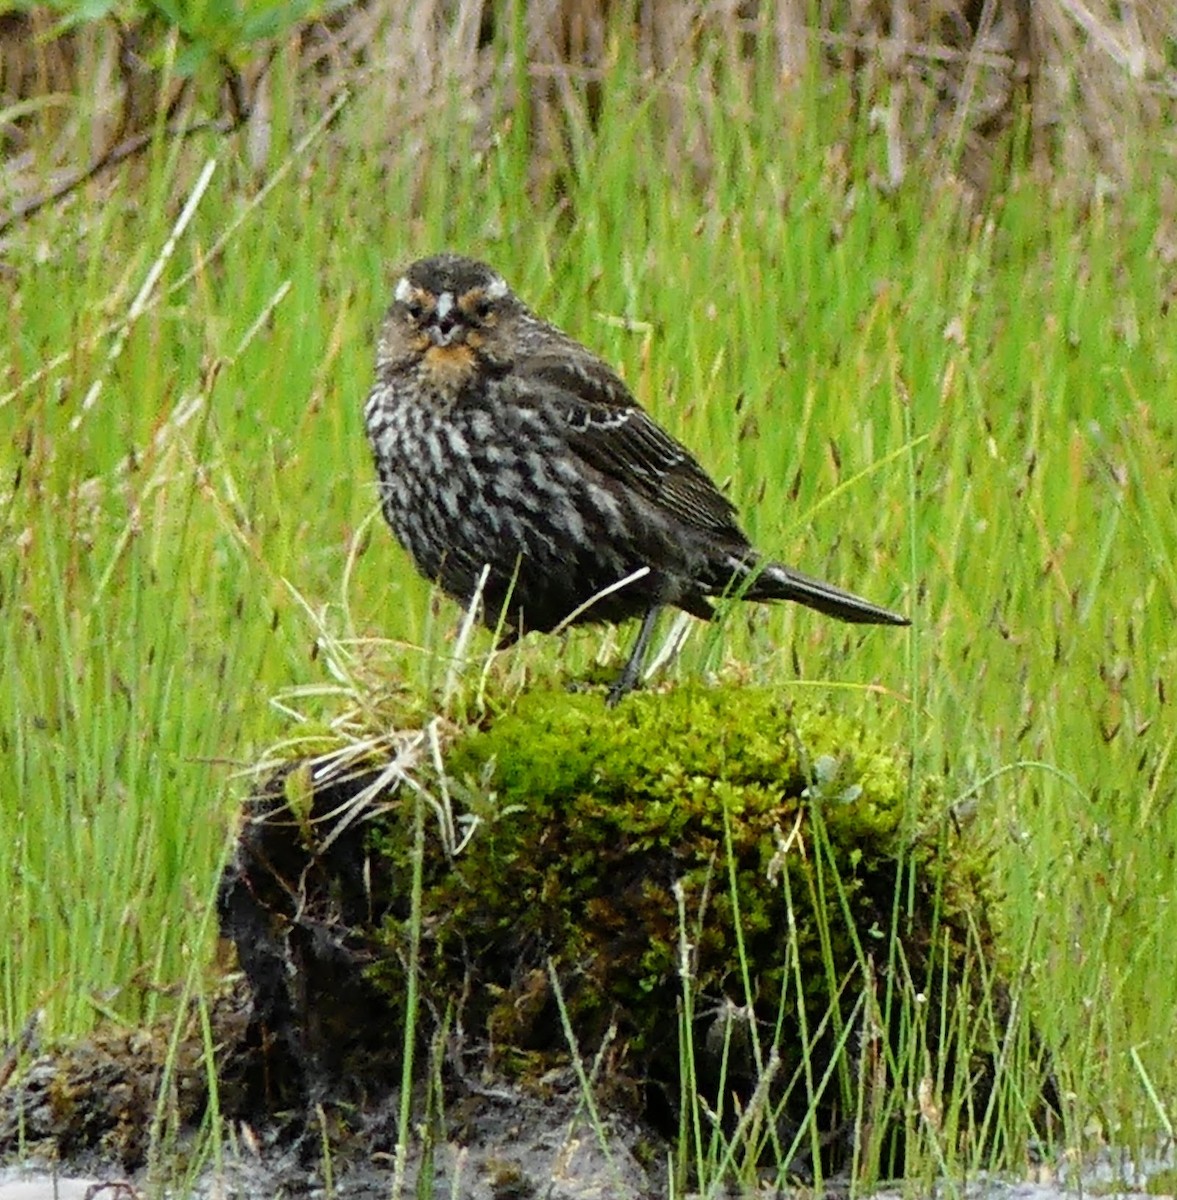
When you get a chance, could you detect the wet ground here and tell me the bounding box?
[0,1075,652,1198]
[2,993,1173,1199]
[1,1103,1173,1200]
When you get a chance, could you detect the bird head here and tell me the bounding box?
[377,255,522,382]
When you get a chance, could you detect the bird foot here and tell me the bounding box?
[605,667,641,708]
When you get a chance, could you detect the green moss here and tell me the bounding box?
[365,683,997,1147]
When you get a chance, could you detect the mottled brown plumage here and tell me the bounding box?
[364,253,908,702]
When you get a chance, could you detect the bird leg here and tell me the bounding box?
[607,605,662,707]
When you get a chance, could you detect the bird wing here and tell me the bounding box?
[515,353,748,543]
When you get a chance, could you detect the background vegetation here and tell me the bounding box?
[2,0,1176,1180]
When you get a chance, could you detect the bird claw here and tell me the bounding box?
[605,667,640,708]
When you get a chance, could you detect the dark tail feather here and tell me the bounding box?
[742,559,910,626]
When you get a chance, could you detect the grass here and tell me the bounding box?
[3,5,1177,1190]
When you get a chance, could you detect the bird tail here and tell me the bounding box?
[735,557,910,626]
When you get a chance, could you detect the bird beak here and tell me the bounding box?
[427,292,462,347]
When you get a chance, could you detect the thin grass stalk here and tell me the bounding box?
[673,877,707,1190]
[545,957,621,1187]
[391,785,426,1200]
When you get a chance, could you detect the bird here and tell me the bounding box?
[364,253,909,705]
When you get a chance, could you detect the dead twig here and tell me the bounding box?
[0,26,271,238]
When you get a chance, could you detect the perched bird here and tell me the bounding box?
[364,253,908,704]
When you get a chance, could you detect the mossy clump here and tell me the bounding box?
[365,685,997,1150]
[222,682,1018,1168]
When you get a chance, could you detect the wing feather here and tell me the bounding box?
[515,354,747,543]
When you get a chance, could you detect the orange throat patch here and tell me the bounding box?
[422,342,479,394]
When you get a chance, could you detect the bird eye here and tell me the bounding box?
[404,298,426,321]
[472,296,494,320]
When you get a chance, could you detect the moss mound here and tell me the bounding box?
[220,684,1024,1171]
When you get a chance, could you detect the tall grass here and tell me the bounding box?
[2,3,1176,1177]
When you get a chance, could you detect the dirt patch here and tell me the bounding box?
[0,1013,660,1197]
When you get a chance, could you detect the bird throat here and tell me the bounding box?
[422,342,479,399]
